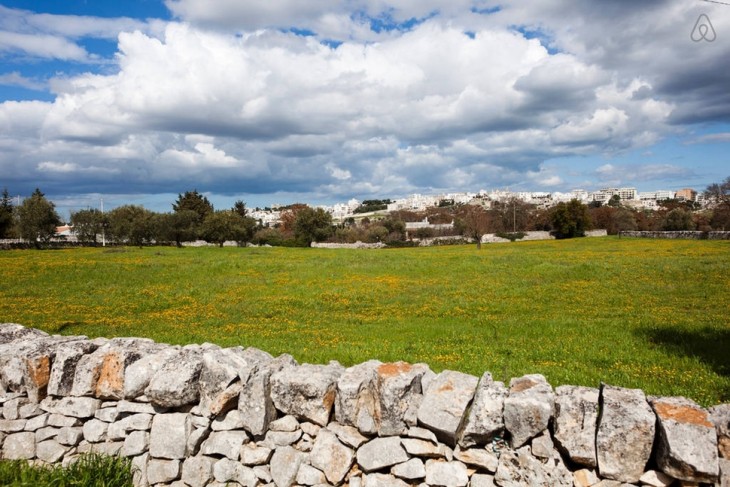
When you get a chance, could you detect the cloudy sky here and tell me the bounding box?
[1,0,728,216]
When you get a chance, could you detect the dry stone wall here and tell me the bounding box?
[619,231,730,240]
[1,323,729,487]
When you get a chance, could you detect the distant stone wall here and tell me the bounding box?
[620,231,730,240]
[311,242,387,249]
[1,324,728,487]
[481,230,608,244]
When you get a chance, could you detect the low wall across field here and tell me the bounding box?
[1,324,728,487]
[620,231,730,240]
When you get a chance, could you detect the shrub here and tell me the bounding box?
[0,453,135,487]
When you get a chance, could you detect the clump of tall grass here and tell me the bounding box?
[0,453,134,487]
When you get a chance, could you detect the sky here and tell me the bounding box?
[1,0,729,218]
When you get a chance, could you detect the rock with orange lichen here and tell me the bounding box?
[503,374,554,449]
[376,361,432,436]
[270,361,344,426]
[417,370,478,446]
[650,396,719,483]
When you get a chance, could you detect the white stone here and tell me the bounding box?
[240,443,273,466]
[357,436,409,472]
[181,455,216,487]
[297,464,327,485]
[424,459,469,487]
[200,430,248,460]
[417,370,478,446]
[36,439,68,463]
[149,413,192,459]
[147,459,181,484]
[270,446,306,487]
[391,458,426,480]
[122,430,149,457]
[310,428,355,484]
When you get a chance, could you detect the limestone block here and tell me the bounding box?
[328,422,369,449]
[71,344,111,397]
[416,370,478,446]
[391,457,426,480]
[212,458,258,487]
[82,419,108,442]
[271,362,344,426]
[270,446,306,487]
[297,463,327,485]
[494,447,550,487]
[719,458,730,487]
[553,385,599,468]
[200,430,249,460]
[503,374,554,449]
[198,348,253,417]
[122,430,149,457]
[181,455,216,487]
[639,469,675,487]
[2,431,36,459]
[36,439,68,463]
[265,429,302,446]
[238,355,296,437]
[24,413,48,431]
[240,443,273,466]
[56,426,83,446]
[453,445,498,473]
[424,459,469,487]
[187,426,210,456]
[336,360,381,435]
[145,349,203,408]
[401,438,449,459]
[49,396,101,418]
[650,396,719,483]
[2,397,27,420]
[362,473,410,487]
[211,409,246,431]
[48,413,81,427]
[35,426,59,442]
[123,347,179,399]
[596,385,655,483]
[469,473,497,487]
[149,413,192,459]
[95,406,119,422]
[147,459,181,485]
[0,419,26,432]
[357,436,409,472]
[710,404,730,459]
[376,362,431,436]
[530,431,554,460]
[253,464,272,483]
[0,323,47,344]
[131,453,149,487]
[310,428,355,484]
[270,414,299,432]
[47,341,99,397]
[95,338,162,400]
[117,400,159,415]
[458,372,507,448]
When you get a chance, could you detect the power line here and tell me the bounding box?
[700,0,730,6]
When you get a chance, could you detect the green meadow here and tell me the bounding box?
[1,237,728,405]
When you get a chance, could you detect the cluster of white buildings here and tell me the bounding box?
[248,187,703,226]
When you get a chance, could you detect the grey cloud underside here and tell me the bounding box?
[1,0,729,201]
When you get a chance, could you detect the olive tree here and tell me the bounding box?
[16,188,61,247]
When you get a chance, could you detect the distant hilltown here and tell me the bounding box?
[250,187,703,226]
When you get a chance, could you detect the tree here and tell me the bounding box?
[201,210,252,247]
[70,208,106,244]
[172,190,213,238]
[231,200,258,243]
[0,188,14,238]
[293,207,333,246]
[156,210,199,247]
[458,205,491,249]
[607,195,622,207]
[16,188,61,248]
[706,176,730,230]
[107,205,156,246]
[661,208,695,231]
[550,200,592,239]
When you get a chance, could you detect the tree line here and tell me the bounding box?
[1,176,728,249]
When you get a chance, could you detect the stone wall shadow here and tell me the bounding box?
[637,325,730,401]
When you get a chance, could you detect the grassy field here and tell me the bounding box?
[0,237,728,405]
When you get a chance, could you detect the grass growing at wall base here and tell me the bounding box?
[0,237,728,405]
[0,453,135,486]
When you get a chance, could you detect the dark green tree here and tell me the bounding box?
[201,210,252,247]
[661,208,695,231]
[107,205,156,246]
[293,207,333,246]
[0,188,14,238]
[172,190,213,232]
[155,210,199,247]
[16,188,61,248]
[550,200,592,239]
[70,208,106,245]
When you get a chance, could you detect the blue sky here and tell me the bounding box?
[1,0,728,217]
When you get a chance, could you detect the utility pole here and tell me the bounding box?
[513,201,516,233]
[101,197,105,247]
